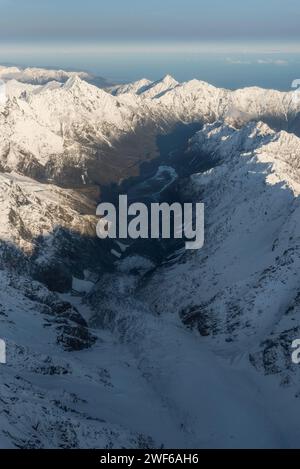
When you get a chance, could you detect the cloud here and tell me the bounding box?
[226,58,252,65]
[256,58,288,66]
[226,57,289,66]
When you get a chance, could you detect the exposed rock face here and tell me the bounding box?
[33,261,72,293]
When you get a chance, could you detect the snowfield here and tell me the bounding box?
[0,68,300,448]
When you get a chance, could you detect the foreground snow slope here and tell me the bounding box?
[0,268,165,448]
[90,270,283,448]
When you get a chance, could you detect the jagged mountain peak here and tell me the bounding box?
[189,120,300,196]
[28,74,120,117]
[108,78,152,96]
[138,74,179,98]
[63,74,92,92]
[159,74,178,85]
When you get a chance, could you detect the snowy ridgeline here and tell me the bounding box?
[0,68,300,186]
[0,67,300,448]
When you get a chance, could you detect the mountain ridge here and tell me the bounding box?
[1,68,300,448]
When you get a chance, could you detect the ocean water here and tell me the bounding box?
[1,46,300,91]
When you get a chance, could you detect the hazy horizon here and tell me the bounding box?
[0,42,299,90]
[0,0,299,89]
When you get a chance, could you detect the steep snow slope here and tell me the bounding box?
[138,120,300,310]
[86,120,300,447]
[0,77,158,185]
[28,76,136,130]
[4,80,42,99]
[0,98,65,176]
[0,173,175,448]
[0,268,164,448]
[108,78,152,96]
[137,121,300,387]
[108,75,179,98]
[138,75,180,99]
[0,172,96,252]
[0,170,112,295]
[89,268,283,448]
[109,75,300,129]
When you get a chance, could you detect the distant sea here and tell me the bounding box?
[1,45,300,90]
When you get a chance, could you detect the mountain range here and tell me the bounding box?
[0,67,300,448]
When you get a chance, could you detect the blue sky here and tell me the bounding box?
[0,0,299,42]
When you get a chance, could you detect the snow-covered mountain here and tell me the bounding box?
[108,75,179,98]
[122,120,300,445]
[1,71,300,187]
[0,65,110,87]
[108,78,152,96]
[135,75,180,99]
[1,68,300,448]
